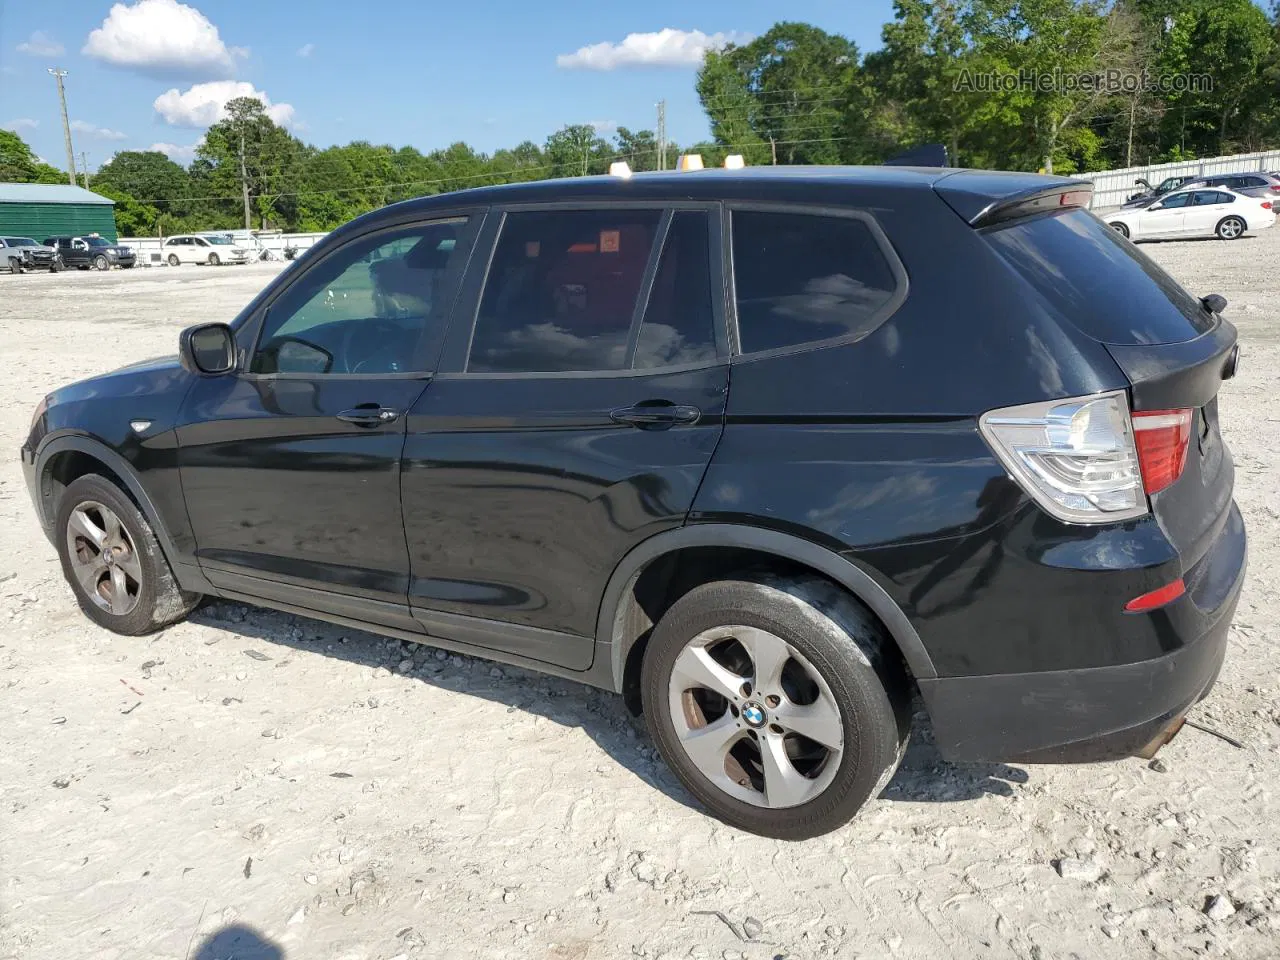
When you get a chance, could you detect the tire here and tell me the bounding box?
[167,254,181,267]
[1216,216,1245,240]
[55,475,200,635]
[120,263,134,269]
[208,253,220,266]
[7,258,20,275]
[50,256,62,273]
[641,575,910,840]
[1109,221,1129,238]
[94,254,110,271]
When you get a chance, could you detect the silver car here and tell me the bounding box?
[0,236,60,273]
[1180,172,1280,201]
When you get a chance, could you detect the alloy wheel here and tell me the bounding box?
[1219,218,1243,239]
[65,500,142,615]
[667,625,844,808]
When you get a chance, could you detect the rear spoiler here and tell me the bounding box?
[934,174,1094,226]
[969,183,1094,227]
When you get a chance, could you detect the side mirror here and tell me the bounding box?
[180,322,236,375]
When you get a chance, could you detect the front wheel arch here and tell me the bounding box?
[36,437,185,574]
[599,525,937,706]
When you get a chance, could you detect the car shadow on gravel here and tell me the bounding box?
[192,924,283,959]
[189,601,1031,813]
[189,601,707,814]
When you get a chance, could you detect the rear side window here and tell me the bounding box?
[1215,192,1235,203]
[469,209,661,373]
[634,211,717,369]
[985,209,1213,345]
[730,210,901,354]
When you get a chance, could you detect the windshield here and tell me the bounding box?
[205,235,234,245]
[7,238,38,246]
[85,237,112,247]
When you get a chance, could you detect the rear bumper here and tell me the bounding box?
[920,500,1246,763]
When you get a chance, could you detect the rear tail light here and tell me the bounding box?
[1262,201,1273,210]
[1131,408,1193,494]
[979,391,1147,524]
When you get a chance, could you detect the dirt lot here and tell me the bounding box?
[1,237,1278,960]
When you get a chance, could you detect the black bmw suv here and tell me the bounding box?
[21,167,1245,838]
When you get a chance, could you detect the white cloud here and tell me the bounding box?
[153,81,295,128]
[17,31,65,57]
[71,120,128,141]
[297,43,315,58]
[587,120,617,134]
[556,28,749,70]
[149,139,202,162]
[83,0,246,78]
[3,118,39,132]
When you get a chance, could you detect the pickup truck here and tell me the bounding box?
[0,236,60,273]
[43,235,136,270]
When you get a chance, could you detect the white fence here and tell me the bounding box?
[119,232,328,265]
[1077,150,1280,210]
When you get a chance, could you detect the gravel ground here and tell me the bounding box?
[1,234,1278,960]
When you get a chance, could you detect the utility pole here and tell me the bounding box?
[770,137,778,165]
[656,100,666,172]
[79,152,89,189]
[48,68,77,187]
[238,125,251,230]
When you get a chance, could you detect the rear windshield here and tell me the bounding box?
[984,209,1213,345]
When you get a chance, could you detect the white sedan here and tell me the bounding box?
[1106,187,1275,241]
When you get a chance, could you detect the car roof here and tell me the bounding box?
[373,164,1078,211]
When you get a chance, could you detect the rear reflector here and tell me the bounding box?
[1125,578,1186,612]
[1132,408,1193,494]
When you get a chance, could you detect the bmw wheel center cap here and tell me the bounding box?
[742,701,767,728]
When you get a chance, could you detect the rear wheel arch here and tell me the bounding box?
[598,524,936,710]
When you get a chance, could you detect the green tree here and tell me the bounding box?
[964,0,1111,173]
[93,151,191,204]
[544,125,610,177]
[199,96,304,229]
[866,0,974,163]
[1,129,39,182]
[697,23,861,164]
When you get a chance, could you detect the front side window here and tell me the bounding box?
[468,209,662,373]
[730,209,901,354]
[1157,193,1191,209]
[251,218,470,375]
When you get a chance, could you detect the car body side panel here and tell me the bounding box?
[29,356,198,557]
[695,192,1169,678]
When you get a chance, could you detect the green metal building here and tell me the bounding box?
[0,183,117,243]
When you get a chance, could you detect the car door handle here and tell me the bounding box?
[337,405,400,427]
[610,401,701,429]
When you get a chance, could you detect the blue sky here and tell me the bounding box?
[0,0,895,171]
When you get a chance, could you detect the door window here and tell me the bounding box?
[467,209,662,373]
[250,218,471,376]
[633,211,717,369]
[730,209,902,354]
[1215,192,1235,204]
[1191,191,1221,205]
[1156,193,1191,209]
